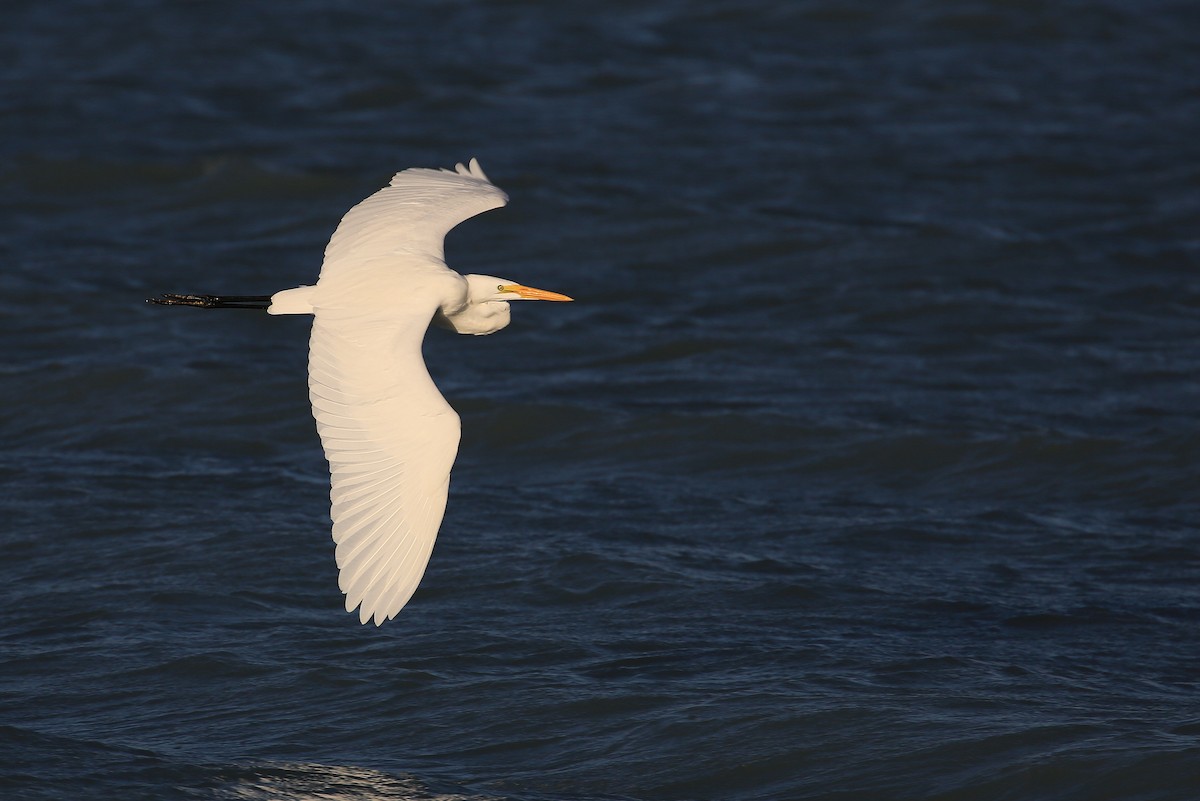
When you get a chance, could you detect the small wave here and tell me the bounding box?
[211,762,497,801]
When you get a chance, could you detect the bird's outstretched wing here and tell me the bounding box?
[309,302,462,625]
[319,158,508,278]
[306,160,506,624]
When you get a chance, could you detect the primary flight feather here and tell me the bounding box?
[150,159,573,625]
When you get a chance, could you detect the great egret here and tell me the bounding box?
[149,159,573,625]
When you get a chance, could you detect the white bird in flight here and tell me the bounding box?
[150,159,573,625]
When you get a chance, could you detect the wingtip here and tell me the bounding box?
[469,157,489,182]
[456,157,490,184]
[349,597,392,627]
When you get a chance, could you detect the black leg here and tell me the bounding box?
[147,293,272,310]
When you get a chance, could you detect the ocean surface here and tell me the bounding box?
[2,1,1199,799]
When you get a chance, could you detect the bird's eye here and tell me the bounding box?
[497,284,505,292]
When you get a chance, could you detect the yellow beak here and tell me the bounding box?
[500,284,574,302]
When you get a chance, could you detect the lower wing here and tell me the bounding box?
[308,316,461,625]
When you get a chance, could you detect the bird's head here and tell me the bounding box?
[441,274,573,336]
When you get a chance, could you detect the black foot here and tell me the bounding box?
[147,293,272,310]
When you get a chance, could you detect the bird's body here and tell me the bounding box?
[151,160,572,625]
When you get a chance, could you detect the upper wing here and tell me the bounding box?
[308,293,462,625]
[319,158,508,278]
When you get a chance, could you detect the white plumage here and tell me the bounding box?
[152,160,572,625]
[320,160,508,272]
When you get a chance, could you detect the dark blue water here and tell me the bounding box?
[3,1,1199,799]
